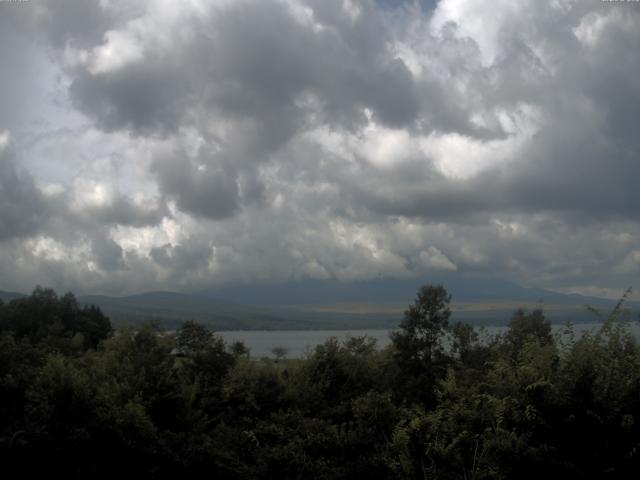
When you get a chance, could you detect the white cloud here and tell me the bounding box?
[0,0,638,297]
[430,0,519,65]
[88,28,145,74]
[419,247,457,271]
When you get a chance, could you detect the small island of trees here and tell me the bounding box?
[1,285,639,478]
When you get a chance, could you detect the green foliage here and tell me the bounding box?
[176,320,215,353]
[0,287,111,352]
[504,308,553,355]
[391,284,452,363]
[2,284,640,478]
[390,285,452,406]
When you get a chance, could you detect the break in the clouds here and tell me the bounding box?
[0,0,639,298]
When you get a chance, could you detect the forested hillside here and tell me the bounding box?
[1,286,639,478]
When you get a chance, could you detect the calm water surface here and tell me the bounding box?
[219,322,640,358]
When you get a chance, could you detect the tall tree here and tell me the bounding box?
[390,285,451,406]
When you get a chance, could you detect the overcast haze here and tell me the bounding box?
[0,0,639,299]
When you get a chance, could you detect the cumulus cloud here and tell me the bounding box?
[0,132,50,240]
[0,0,638,298]
[420,247,457,271]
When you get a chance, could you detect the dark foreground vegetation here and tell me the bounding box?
[1,285,639,478]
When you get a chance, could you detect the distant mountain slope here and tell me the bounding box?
[198,274,622,307]
[0,290,26,302]
[78,292,315,330]
[76,291,399,331]
[3,276,636,330]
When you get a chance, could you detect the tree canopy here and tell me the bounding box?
[1,285,639,478]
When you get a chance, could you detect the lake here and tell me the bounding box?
[219,322,640,358]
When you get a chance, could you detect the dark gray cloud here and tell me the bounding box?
[71,192,168,228]
[152,151,240,220]
[333,3,640,225]
[39,0,116,48]
[44,0,423,222]
[151,241,213,273]
[377,0,437,11]
[57,0,421,133]
[91,233,126,272]
[69,66,186,135]
[0,136,49,240]
[0,0,638,298]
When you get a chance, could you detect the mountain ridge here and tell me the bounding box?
[2,277,636,330]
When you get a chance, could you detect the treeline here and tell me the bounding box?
[1,286,639,478]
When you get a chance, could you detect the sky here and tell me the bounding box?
[0,0,639,299]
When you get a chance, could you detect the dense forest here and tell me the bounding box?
[1,285,639,478]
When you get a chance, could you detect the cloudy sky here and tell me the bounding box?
[0,0,639,298]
